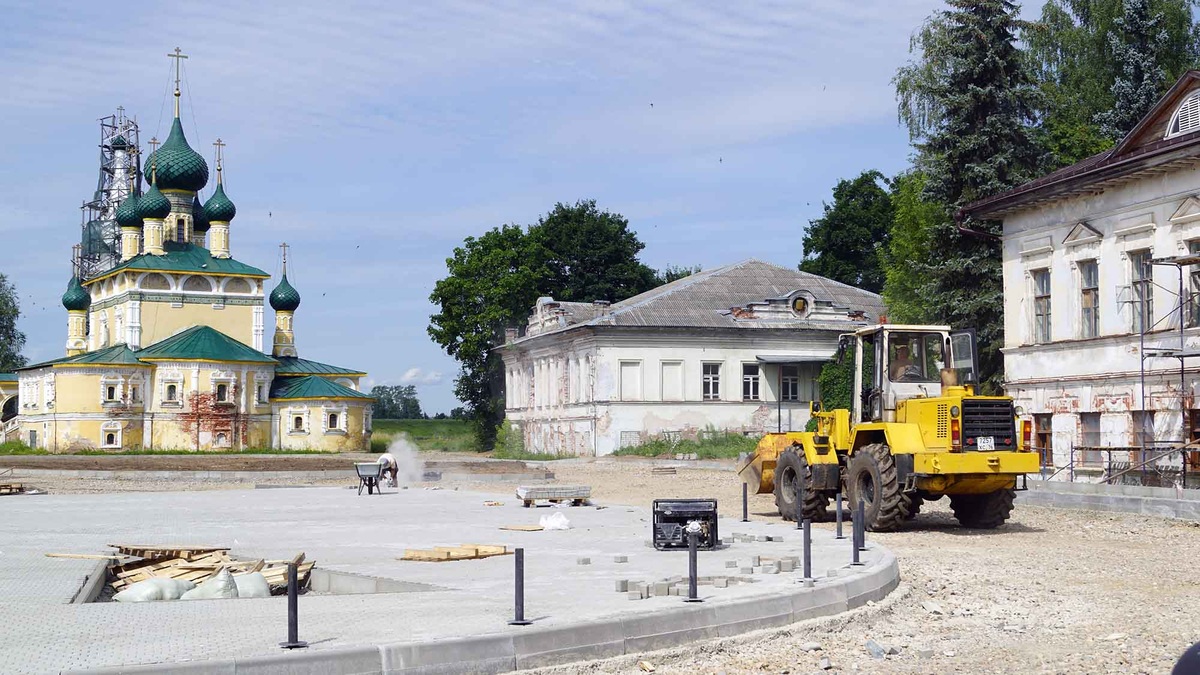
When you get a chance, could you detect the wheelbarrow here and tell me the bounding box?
[356,462,385,495]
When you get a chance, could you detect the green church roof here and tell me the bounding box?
[135,325,276,363]
[270,375,373,401]
[203,183,236,223]
[86,241,268,284]
[20,345,145,371]
[274,356,365,376]
[116,192,143,228]
[142,118,209,192]
[269,274,301,311]
[0,372,18,382]
[61,276,91,311]
[139,182,171,220]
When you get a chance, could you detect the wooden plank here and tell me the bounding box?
[45,553,125,560]
[500,525,544,532]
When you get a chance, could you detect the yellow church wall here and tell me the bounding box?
[276,401,372,452]
[17,416,145,453]
[136,301,258,348]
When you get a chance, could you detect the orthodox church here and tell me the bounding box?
[1,55,373,452]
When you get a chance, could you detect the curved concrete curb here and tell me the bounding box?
[72,549,900,674]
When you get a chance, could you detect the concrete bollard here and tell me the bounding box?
[279,562,308,649]
[509,548,533,626]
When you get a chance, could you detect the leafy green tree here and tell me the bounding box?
[881,172,940,324]
[656,264,702,284]
[430,202,659,448]
[526,200,659,303]
[894,0,1042,392]
[1095,0,1170,139]
[429,225,542,445]
[0,274,26,372]
[1026,0,1199,166]
[799,170,893,294]
[369,384,426,419]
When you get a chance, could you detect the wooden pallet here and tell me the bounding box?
[0,483,25,495]
[400,544,511,562]
[108,544,229,560]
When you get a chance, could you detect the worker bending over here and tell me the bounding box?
[377,452,398,487]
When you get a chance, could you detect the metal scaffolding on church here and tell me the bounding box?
[78,108,141,280]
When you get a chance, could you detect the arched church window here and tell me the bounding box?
[105,385,116,401]
[216,383,228,402]
[105,433,115,446]
[293,415,304,431]
[166,384,178,401]
[328,413,339,429]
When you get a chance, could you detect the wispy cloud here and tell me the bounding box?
[399,368,444,385]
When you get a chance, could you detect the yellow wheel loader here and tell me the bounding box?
[737,324,1038,531]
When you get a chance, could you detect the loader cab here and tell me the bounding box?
[844,325,978,423]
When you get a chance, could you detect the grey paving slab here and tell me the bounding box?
[0,486,896,674]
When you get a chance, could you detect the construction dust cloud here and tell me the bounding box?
[387,435,425,486]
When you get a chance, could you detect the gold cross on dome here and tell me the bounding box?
[213,138,226,183]
[168,48,189,116]
[280,242,290,274]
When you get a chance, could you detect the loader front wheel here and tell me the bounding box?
[773,446,830,522]
[949,488,1016,529]
[846,442,908,532]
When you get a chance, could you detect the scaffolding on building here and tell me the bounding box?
[78,108,141,281]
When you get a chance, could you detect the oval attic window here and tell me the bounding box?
[1167,91,1200,138]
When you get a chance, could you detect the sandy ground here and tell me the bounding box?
[7,454,1199,673]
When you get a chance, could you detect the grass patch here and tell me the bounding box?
[490,447,567,461]
[0,441,47,455]
[371,419,477,454]
[613,431,759,460]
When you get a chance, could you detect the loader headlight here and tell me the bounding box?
[1014,405,1025,416]
[950,406,960,417]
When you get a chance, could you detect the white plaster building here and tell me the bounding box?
[496,260,885,456]
[963,71,1200,483]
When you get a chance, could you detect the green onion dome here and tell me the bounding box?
[139,182,171,220]
[115,192,142,228]
[142,118,209,192]
[110,135,129,150]
[202,183,236,223]
[269,274,301,311]
[191,194,210,233]
[61,276,91,311]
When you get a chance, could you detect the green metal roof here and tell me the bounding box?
[203,183,236,223]
[270,375,373,400]
[0,372,17,382]
[61,276,91,311]
[191,194,209,232]
[116,192,142,228]
[139,182,171,219]
[86,241,268,284]
[20,345,145,370]
[274,356,365,376]
[269,274,301,311]
[135,325,276,363]
[142,117,209,192]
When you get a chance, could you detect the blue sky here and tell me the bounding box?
[2,0,959,414]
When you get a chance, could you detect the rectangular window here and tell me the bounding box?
[256,383,268,404]
[660,361,683,401]
[1080,260,1099,338]
[1079,412,1101,466]
[1032,268,1051,343]
[702,363,721,401]
[1131,410,1155,447]
[130,385,141,403]
[742,363,760,401]
[1034,413,1052,467]
[781,365,800,402]
[1130,250,1154,332]
[619,361,642,401]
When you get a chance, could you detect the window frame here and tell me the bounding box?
[1032,268,1051,344]
[741,363,760,401]
[1079,260,1099,338]
[781,365,800,402]
[702,362,722,401]
[1130,249,1154,333]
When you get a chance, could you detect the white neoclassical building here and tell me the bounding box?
[963,70,1200,484]
[495,260,885,456]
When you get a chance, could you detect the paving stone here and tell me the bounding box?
[725,560,739,568]
[577,557,591,565]
[779,560,795,573]
[613,555,628,563]
[652,582,670,596]
[615,580,629,592]
[714,578,729,588]
[740,566,754,574]
[627,590,644,601]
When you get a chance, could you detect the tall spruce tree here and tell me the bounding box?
[0,273,26,372]
[894,0,1042,392]
[1094,0,1170,139]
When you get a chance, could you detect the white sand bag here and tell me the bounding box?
[538,511,571,530]
[181,567,240,600]
[113,577,195,602]
[233,572,271,599]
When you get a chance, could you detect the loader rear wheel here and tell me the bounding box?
[773,447,830,522]
[846,442,909,532]
[949,488,1016,529]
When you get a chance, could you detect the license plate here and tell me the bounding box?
[977,436,995,451]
